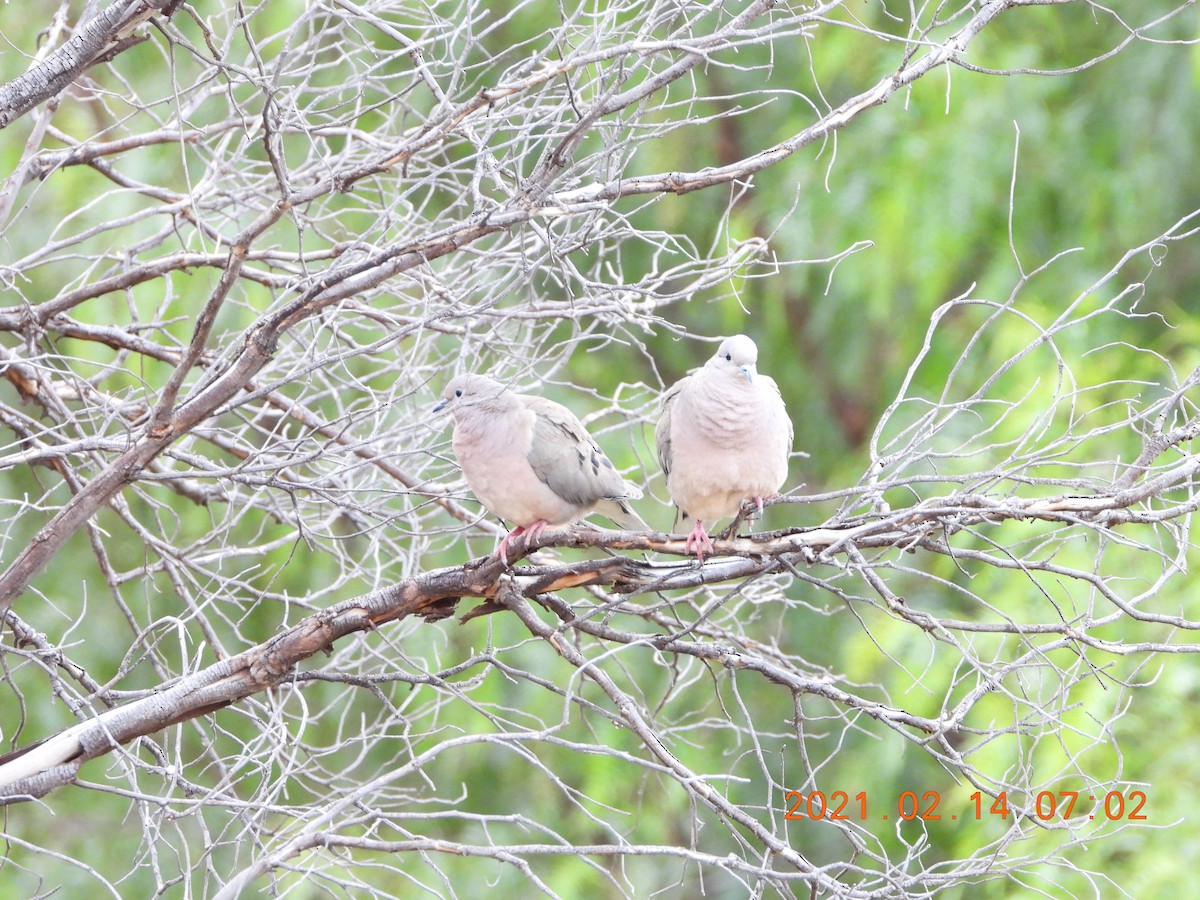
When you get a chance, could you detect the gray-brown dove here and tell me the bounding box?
[656,334,792,561]
[436,374,647,562]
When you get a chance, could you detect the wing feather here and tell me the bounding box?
[655,378,686,478]
[521,395,640,508]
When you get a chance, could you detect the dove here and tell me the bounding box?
[656,334,792,562]
[436,374,647,563]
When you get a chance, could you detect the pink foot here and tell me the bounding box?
[748,492,780,523]
[495,525,526,565]
[684,519,715,563]
[524,519,549,546]
[495,520,549,564]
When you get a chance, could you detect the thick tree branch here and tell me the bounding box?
[4,456,1198,805]
[0,0,180,131]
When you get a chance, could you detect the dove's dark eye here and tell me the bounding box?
[724,353,732,361]
[455,389,463,397]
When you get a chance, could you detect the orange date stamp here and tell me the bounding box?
[783,789,1148,822]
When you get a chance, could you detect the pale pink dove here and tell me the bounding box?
[656,334,792,561]
[436,374,647,563]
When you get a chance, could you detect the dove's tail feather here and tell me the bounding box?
[618,479,644,501]
[595,498,649,532]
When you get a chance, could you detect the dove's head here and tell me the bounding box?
[710,334,759,383]
[434,374,513,417]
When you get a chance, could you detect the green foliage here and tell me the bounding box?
[2,0,1199,896]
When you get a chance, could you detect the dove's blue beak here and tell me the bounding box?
[433,399,448,413]
[739,365,756,384]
